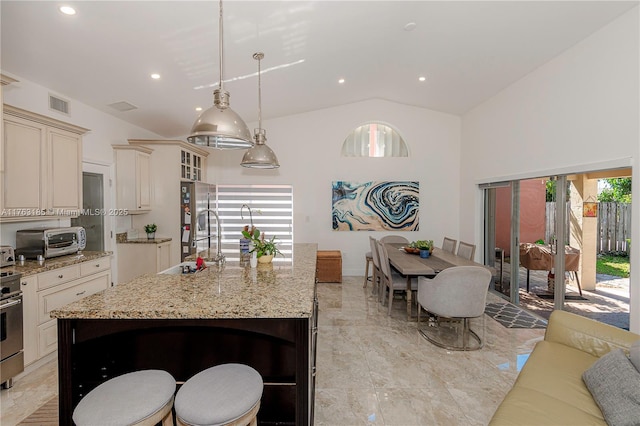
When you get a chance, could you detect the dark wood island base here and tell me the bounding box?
[58,317,314,425]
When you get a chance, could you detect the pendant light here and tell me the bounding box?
[187,0,253,149]
[241,52,280,168]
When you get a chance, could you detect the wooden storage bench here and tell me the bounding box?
[316,250,342,283]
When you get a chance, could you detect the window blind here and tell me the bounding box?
[213,184,294,262]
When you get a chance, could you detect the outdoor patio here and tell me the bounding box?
[493,264,630,330]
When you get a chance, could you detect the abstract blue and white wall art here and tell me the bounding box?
[332,181,419,231]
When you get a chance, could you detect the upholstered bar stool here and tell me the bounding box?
[363,250,373,287]
[72,370,176,426]
[175,363,264,426]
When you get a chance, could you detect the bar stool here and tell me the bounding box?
[363,251,373,288]
[175,363,264,426]
[73,370,176,426]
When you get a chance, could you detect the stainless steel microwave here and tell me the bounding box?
[15,227,86,259]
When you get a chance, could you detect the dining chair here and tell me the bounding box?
[416,266,491,350]
[368,237,382,295]
[379,235,409,244]
[442,237,457,254]
[363,250,373,288]
[377,240,416,315]
[457,241,476,261]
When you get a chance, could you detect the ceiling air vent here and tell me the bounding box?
[49,94,70,115]
[108,101,138,112]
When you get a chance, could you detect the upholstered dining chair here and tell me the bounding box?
[457,241,476,261]
[442,237,457,254]
[416,266,491,350]
[379,235,409,244]
[377,240,416,315]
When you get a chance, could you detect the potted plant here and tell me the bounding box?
[144,223,157,240]
[241,228,282,263]
[411,240,434,258]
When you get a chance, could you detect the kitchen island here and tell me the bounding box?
[51,243,318,426]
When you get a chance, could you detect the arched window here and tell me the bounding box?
[341,122,408,157]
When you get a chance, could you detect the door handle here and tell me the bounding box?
[0,299,21,310]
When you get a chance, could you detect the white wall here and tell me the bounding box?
[460,8,640,331]
[205,99,462,275]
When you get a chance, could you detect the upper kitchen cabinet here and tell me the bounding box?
[113,145,153,214]
[127,139,209,266]
[128,139,208,182]
[1,105,87,222]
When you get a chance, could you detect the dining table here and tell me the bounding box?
[384,243,493,320]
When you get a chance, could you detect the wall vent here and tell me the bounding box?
[108,101,138,112]
[49,94,70,115]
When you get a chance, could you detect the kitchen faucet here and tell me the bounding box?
[193,209,225,264]
[241,204,253,228]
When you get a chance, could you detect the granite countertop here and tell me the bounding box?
[117,237,172,244]
[3,251,113,277]
[51,243,318,320]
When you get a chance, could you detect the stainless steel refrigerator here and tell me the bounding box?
[180,181,216,261]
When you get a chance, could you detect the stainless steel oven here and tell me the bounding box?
[1,271,24,388]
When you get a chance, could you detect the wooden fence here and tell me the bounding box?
[545,202,630,254]
[597,202,631,253]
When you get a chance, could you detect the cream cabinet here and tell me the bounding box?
[1,105,87,221]
[113,145,153,214]
[20,275,38,366]
[116,240,172,284]
[127,139,209,267]
[21,256,112,365]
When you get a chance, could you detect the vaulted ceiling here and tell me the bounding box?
[2,1,637,138]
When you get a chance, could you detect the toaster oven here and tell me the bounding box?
[16,227,86,259]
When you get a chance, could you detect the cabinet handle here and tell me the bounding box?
[58,274,64,279]
[76,290,86,296]
[21,281,27,286]
[95,264,100,267]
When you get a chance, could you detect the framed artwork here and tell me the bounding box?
[583,202,598,217]
[332,181,419,231]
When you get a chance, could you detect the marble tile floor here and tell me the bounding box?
[1,276,545,425]
[313,277,544,425]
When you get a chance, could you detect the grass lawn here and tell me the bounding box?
[596,255,630,278]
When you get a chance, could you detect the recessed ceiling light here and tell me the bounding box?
[151,73,161,80]
[195,107,203,112]
[338,78,345,84]
[419,76,426,82]
[404,22,417,32]
[59,6,76,15]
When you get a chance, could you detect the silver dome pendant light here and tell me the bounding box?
[241,52,280,168]
[187,0,253,149]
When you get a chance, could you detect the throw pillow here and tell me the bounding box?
[583,349,640,426]
[630,340,640,373]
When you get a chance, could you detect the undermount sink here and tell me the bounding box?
[158,262,197,275]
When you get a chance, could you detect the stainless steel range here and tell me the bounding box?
[1,271,23,388]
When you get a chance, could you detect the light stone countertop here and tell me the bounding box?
[51,243,318,320]
[117,237,172,244]
[4,251,113,277]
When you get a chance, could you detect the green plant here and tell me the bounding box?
[410,240,434,251]
[241,228,282,258]
[596,254,630,278]
[144,223,157,233]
